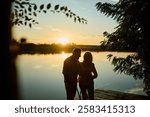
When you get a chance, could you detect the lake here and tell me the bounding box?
[16,51,146,100]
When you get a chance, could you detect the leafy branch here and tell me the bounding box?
[107,53,144,80]
[11,0,87,28]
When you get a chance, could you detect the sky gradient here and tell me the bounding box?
[12,0,119,45]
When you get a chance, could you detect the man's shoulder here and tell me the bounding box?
[64,56,72,62]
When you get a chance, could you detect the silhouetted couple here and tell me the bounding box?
[62,48,98,100]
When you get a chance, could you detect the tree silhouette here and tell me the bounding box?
[20,37,27,44]
[0,0,87,99]
[96,0,150,95]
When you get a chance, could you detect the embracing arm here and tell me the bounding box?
[92,64,98,79]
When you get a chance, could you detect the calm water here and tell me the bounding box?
[16,52,146,100]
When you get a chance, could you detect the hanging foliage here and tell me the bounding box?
[11,0,87,28]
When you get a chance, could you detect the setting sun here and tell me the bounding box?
[57,37,70,45]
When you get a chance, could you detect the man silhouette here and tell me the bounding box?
[62,48,81,100]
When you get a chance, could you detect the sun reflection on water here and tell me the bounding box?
[60,51,70,60]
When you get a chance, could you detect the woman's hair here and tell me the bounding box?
[83,51,93,63]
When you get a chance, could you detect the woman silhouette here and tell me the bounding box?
[79,51,98,100]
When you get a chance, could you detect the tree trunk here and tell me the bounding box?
[141,2,150,95]
[0,0,19,99]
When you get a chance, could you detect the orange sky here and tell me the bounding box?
[12,0,118,45]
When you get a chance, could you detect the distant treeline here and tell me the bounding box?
[10,37,134,54]
[18,43,103,54]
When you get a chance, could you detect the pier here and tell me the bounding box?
[76,89,150,100]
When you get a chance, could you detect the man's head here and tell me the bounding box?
[72,48,82,60]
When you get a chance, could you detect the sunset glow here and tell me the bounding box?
[60,52,69,59]
[12,0,117,45]
[57,37,70,45]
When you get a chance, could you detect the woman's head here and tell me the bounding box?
[83,51,93,63]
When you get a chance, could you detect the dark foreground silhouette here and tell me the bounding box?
[62,48,81,100]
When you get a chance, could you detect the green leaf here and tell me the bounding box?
[34,5,37,10]
[78,18,81,23]
[24,9,27,14]
[19,21,23,25]
[47,3,51,9]
[66,13,69,17]
[19,13,22,17]
[54,5,59,10]
[33,12,37,16]
[43,10,47,13]
[60,6,64,11]
[50,10,55,13]
[64,6,68,12]
[14,5,19,9]
[40,4,44,10]
[20,5,24,9]
[28,7,32,12]
[29,23,32,28]
[25,22,27,25]
[74,17,76,22]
